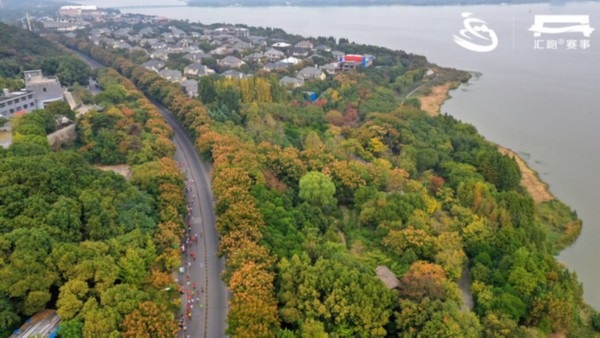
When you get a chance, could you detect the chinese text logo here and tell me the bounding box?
[529,15,594,37]
[529,15,594,50]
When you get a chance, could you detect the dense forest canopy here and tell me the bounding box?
[58,14,597,336]
[0,28,188,335]
[0,23,90,84]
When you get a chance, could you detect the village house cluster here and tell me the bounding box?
[73,12,376,97]
[24,7,377,101]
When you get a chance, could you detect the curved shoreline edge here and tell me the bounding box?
[420,81,555,204]
[424,80,585,253]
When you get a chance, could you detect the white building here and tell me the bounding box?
[0,89,36,118]
[24,70,64,109]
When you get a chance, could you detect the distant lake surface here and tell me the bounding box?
[81,0,600,309]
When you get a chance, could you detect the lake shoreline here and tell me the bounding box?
[424,80,556,205]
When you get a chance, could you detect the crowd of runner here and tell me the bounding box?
[178,177,205,337]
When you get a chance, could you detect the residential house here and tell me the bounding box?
[218,56,245,68]
[104,39,119,48]
[263,62,289,72]
[93,36,114,47]
[150,49,170,61]
[281,57,301,65]
[248,36,267,47]
[128,34,142,44]
[116,41,133,51]
[170,26,186,38]
[181,80,198,97]
[183,52,211,63]
[264,48,285,61]
[297,67,325,81]
[149,40,167,50]
[197,34,212,41]
[295,40,314,50]
[231,41,253,52]
[91,27,111,37]
[113,27,132,38]
[138,27,154,37]
[131,46,147,54]
[161,32,176,41]
[214,26,249,38]
[210,45,232,56]
[332,50,345,59]
[279,76,304,88]
[244,52,264,63]
[340,61,362,71]
[177,38,195,49]
[232,27,249,38]
[291,47,310,58]
[158,69,183,83]
[220,70,250,80]
[272,42,291,48]
[184,63,215,77]
[321,63,339,75]
[213,34,239,45]
[316,44,332,52]
[24,70,64,109]
[142,60,165,73]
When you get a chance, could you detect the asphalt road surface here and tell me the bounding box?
[162,102,228,338]
[70,49,228,337]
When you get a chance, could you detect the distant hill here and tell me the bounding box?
[0,23,91,85]
[0,0,65,23]
[0,22,65,77]
[188,0,588,6]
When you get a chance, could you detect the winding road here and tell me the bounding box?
[70,49,228,338]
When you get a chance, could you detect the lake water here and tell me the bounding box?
[80,0,600,309]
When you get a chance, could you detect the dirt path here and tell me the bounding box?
[498,146,554,203]
[0,130,12,149]
[419,82,454,116]
[458,263,474,312]
[94,164,132,180]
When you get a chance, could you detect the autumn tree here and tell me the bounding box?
[121,301,178,337]
[398,261,450,301]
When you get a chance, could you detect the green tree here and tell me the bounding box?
[46,101,75,123]
[58,318,84,338]
[57,280,89,320]
[477,151,521,191]
[299,172,336,208]
[56,57,91,86]
[396,297,481,337]
[0,298,20,334]
[278,255,394,337]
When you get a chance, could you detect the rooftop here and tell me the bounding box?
[11,309,60,338]
[24,70,60,86]
[375,266,400,290]
[0,89,32,103]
